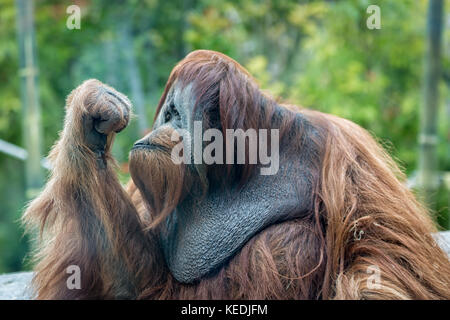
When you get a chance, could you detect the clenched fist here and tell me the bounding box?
[65,79,132,151]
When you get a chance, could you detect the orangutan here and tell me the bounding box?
[24,50,450,299]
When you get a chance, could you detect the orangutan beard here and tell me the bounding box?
[128,126,193,230]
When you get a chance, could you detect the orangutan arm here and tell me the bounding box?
[23,80,166,299]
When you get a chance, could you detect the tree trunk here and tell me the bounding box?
[16,0,43,198]
[417,0,444,210]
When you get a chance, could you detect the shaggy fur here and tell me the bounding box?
[24,51,450,300]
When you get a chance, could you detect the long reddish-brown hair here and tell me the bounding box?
[147,50,450,299]
[24,50,450,300]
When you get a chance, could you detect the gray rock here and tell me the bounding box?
[0,271,34,300]
[434,230,450,257]
[1,231,449,300]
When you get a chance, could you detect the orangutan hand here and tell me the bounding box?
[65,79,132,151]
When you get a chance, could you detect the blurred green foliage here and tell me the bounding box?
[0,0,448,273]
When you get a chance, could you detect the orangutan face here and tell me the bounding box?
[127,52,315,284]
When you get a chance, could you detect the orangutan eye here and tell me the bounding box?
[165,103,180,123]
[164,111,172,122]
[172,107,180,119]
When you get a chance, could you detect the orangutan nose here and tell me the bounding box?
[132,138,150,149]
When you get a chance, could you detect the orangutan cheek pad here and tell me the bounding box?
[160,137,316,283]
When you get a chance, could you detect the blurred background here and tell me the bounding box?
[0,0,449,273]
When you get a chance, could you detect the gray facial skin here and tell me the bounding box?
[150,82,318,283]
